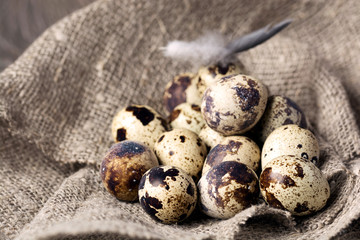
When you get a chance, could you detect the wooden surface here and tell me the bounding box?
[0,0,94,71]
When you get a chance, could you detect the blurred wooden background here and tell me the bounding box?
[0,0,94,71]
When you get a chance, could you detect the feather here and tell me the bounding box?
[162,19,292,66]
[224,19,293,57]
[163,32,228,67]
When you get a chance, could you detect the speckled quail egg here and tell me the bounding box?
[111,105,167,149]
[260,155,330,216]
[169,103,205,134]
[201,74,268,135]
[100,141,159,201]
[154,128,207,182]
[196,63,242,96]
[202,136,260,175]
[163,73,202,114]
[261,124,319,169]
[138,165,198,224]
[198,161,259,219]
[198,124,225,148]
[252,95,308,143]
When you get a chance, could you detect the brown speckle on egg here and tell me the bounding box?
[139,166,197,224]
[100,141,159,202]
[259,155,330,216]
[261,125,320,169]
[154,129,207,182]
[111,105,167,149]
[252,95,308,142]
[169,103,205,134]
[260,167,296,189]
[163,73,202,114]
[196,63,242,96]
[198,161,259,219]
[202,136,260,175]
[201,74,268,135]
[126,105,155,126]
[116,128,127,141]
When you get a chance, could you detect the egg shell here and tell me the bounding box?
[154,128,207,182]
[163,73,202,114]
[253,95,308,143]
[111,105,167,149]
[201,74,268,135]
[198,161,259,219]
[196,63,242,96]
[261,124,319,169]
[100,141,159,201]
[198,124,226,148]
[260,155,330,216]
[138,165,198,224]
[169,103,205,134]
[202,136,260,175]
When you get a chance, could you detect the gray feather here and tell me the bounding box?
[225,19,293,56]
[163,19,292,66]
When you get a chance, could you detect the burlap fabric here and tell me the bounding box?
[1,0,360,239]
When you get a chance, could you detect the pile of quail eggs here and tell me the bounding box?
[100,63,330,224]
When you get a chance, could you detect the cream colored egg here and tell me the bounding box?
[100,141,159,201]
[198,124,226,148]
[201,74,268,135]
[260,155,330,216]
[253,95,308,143]
[196,63,242,96]
[111,105,167,150]
[139,166,197,224]
[169,103,205,134]
[154,128,207,181]
[163,73,202,114]
[202,136,260,175]
[261,124,319,169]
[198,161,259,219]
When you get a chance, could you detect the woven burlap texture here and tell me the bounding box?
[1,0,360,239]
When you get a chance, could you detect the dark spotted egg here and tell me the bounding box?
[154,128,207,182]
[100,141,159,202]
[202,136,260,175]
[260,155,330,216]
[138,166,198,224]
[261,124,319,169]
[111,105,167,149]
[196,63,242,96]
[169,102,205,134]
[253,95,308,143]
[163,73,202,114]
[198,161,259,219]
[201,74,268,135]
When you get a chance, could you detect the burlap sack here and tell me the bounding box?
[1,0,359,239]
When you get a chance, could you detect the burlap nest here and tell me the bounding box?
[1,0,360,239]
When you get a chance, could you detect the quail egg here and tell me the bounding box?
[260,155,330,216]
[261,124,319,169]
[198,124,226,148]
[169,103,205,134]
[196,63,242,96]
[198,161,259,219]
[138,165,198,224]
[163,73,202,114]
[111,105,167,149]
[202,136,260,175]
[154,128,207,182]
[100,141,159,201]
[253,95,308,143]
[201,74,268,135]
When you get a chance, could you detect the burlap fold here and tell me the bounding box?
[1,0,359,239]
